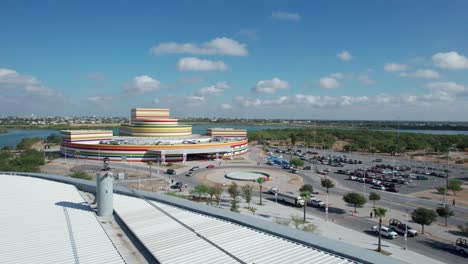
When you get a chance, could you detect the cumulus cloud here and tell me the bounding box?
[425,81,465,93]
[0,68,40,88]
[196,82,230,96]
[319,77,341,89]
[124,75,162,94]
[400,69,441,79]
[432,51,468,69]
[384,63,408,72]
[87,96,113,103]
[151,37,248,56]
[337,50,352,61]
[271,11,301,21]
[221,103,233,110]
[177,57,228,71]
[252,77,289,94]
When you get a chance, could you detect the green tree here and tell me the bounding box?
[256,177,266,205]
[241,184,254,207]
[343,192,367,213]
[458,222,468,236]
[412,207,437,234]
[299,184,314,193]
[227,182,240,212]
[16,137,42,150]
[374,208,387,252]
[190,184,209,199]
[289,157,304,168]
[206,185,217,203]
[300,191,311,222]
[436,207,454,227]
[321,178,335,193]
[46,133,61,144]
[290,133,297,146]
[448,179,463,196]
[213,184,224,206]
[146,161,154,178]
[369,192,381,208]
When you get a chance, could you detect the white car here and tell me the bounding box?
[372,225,398,239]
[308,197,326,208]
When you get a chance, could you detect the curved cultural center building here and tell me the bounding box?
[60,108,248,162]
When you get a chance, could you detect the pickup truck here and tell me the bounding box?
[455,238,468,255]
[389,219,418,237]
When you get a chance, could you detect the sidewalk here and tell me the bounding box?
[232,198,445,264]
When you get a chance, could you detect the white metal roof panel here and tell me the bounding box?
[114,193,358,264]
[0,175,125,264]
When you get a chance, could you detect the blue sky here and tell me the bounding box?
[1,0,468,120]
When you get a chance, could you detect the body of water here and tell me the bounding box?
[1,126,467,148]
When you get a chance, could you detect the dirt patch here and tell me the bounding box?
[410,186,468,207]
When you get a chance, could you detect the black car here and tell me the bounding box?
[166,169,176,175]
[170,181,183,189]
[303,166,311,170]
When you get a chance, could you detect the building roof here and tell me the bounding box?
[114,194,357,264]
[0,175,125,264]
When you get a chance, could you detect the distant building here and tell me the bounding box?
[60,108,248,162]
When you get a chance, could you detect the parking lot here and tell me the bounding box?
[265,146,467,196]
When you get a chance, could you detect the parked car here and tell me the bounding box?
[455,238,468,255]
[206,165,215,169]
[389,219,418,237]
[386,187,399,193]
[303,166,311,170]
[290,168,298,173]
[185,172,193,177]
[170,181,183,189]
[372,225,398,239]
[373,158,383,162]
[189,166,200,171]
[166,169,176,175]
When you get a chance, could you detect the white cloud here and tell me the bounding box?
[271,11,301,21]
[432,51,468,69]
[196,82,230,96]
[185,95,206,105]
[221,103,233,110]
[177,57,228,71]
[87,96,113,103]
[252,77,289,94]
[319,77,340,89]
[400,69,441,79]
[329,73,344,79]
[151,37,248,56]
[358,74,375,85]
[337,50,352,61]
[0,68,40,88]
[124,75,162,94]
[425,81,465,93]
[384,63,408,72]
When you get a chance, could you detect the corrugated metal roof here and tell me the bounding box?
[0,175,125,264]
[114,194,357,264]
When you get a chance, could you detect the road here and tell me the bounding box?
[63,153,468,263]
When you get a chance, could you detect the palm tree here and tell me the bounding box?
[300,191,311,222]
[257,177,266,205]
[147,161,154,178]
[375,207,387,252]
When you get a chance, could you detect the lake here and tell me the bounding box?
[1,126,467,148]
